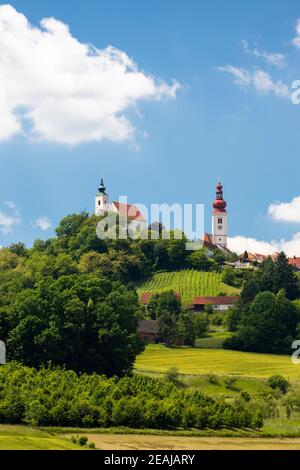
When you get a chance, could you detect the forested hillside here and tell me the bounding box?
[0,212,229,375]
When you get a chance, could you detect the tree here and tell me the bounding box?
[147,291,181,320]
[153,242,169,270]
[224,290,298,355]
[177,313,196,346]
[273,252,299,300]
[221,267,236,286]
[157,312,178,345]
[194,313,209,337]
[188,249,212,271]
[9,243,28,258]
[240,279,259,303]
[2,274,144,376]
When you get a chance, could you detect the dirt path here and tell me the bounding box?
[65,434,300,450]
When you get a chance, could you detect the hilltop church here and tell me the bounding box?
[95,178,147,231]
[95,178,229,251]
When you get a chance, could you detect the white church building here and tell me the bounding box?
[95,178,147,231]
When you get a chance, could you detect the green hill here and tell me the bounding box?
[138,269,240,303]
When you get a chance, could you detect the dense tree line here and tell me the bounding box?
[224,253,300,354]
[0,214,152,375]
[0,362,264,430]
[0,213,237,372]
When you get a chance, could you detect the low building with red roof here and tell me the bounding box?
[193,296,239,311]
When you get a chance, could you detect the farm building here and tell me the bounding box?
[137,319,158,343]
[193,296,239,312]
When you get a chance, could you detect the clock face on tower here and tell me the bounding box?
[218,224,222,230]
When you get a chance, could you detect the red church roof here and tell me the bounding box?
[112,202,145,222]
[212,180,227,212]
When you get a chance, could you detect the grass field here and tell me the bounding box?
[195,330,231,349]
[135,344,300,379]
[66,433,300,450]
[138,269,240,303]
[0,425,80,450]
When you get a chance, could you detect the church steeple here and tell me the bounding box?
[213,179,227,212]
[98,178,107,195]
[95,177,109,215]
[212,179,228,248]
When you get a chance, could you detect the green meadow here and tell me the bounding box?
[0,425,81,450]
[135,344,300,380]
[138,269,240,303]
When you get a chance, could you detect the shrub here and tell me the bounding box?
[240,391,251,402]
[78,436,88,446]
[207,374,219,385]
[165,367,180,386]
[267,375,290,394]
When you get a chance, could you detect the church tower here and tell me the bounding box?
[95,178,109,216]
[212,180,228,247]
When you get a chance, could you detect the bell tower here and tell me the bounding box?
[95,178,109,216]
[212,179,228,247]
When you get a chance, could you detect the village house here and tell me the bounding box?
[137,319,158,343]
[192,296,239,312]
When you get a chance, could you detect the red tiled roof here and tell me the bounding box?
[247,253,266,261]
[112,202,145,222]
[193,296,239,306]
[288,257,300,268]
[204,233,213,244]
[140,292,152,305]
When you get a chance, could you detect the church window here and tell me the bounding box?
[218,218,222,224]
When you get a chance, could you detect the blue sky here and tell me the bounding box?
[1,0,300,254]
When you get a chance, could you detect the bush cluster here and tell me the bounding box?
[0,363,263,430]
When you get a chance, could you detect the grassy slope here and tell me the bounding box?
[0,425,81,450]
[135,344,300,379]
[138,270,240,303]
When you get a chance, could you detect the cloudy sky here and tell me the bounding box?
[1,1,300,255]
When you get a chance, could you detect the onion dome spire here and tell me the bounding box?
[213,179,227,211]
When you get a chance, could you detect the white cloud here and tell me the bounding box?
[268,196,300,223]
[0,209,20,234]
[241,39,286,68]
[33,216,52,231]
[228,233,300,257]
[292,19,300,48]
[218,65,290,98]
[0,4,180,145]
